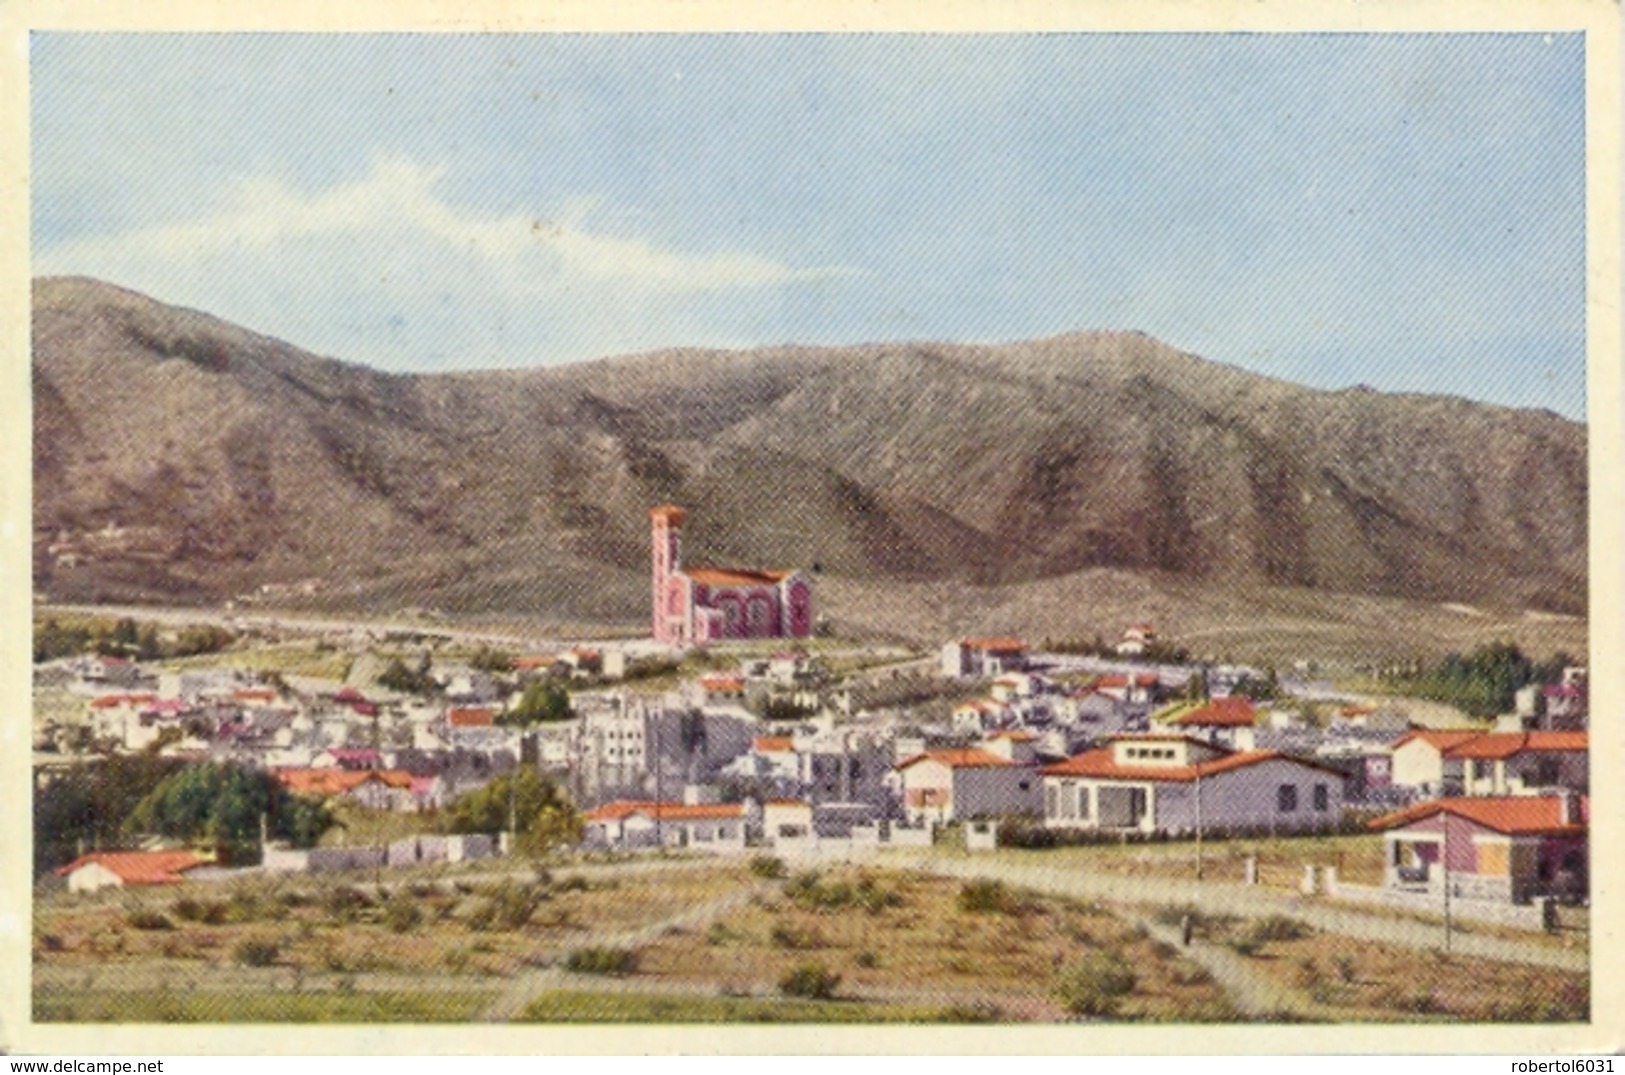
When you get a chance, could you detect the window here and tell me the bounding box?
[1061,780,1077,819]
[1277,785,1298,812]
[1472,760,1493,780]
[1313,784,1329,812]
[1045,785,1059,816]
[1076,785,1091,819]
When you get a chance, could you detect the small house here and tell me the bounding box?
[893,748,1041,824]
[1369,794,1587,905]
[55,850,208,893]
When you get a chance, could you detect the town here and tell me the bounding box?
[30,507,1590,1024]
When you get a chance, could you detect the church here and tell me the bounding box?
[650,505,813,645]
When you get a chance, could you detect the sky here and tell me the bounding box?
[30,33,1588,418]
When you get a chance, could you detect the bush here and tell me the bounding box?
[1054,954,1137,1017]
[779,962,841,1000]
[383,893,423,934]
[172,897,229,925]
[468,881,543,931]
[1333,954,1357,983]
[564,946,638,976]
[322,885,372,922]
[957,878,1030,915]
[750,855,788,880]
[1248,915,1311,943]
[125,909,173,931]
[936,1001,1003,1023]
[769,923,825,950]
[233,937,280,967]
[555,875,589,893]
[854,950,880,969]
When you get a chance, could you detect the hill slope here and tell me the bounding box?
[32,276,1587,642]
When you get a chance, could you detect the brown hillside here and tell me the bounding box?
[32,276,1587,642]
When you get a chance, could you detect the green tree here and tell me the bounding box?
[377,657,437,695]
[123,763,334,864]
[469,646,514,674]
[446,769,581,855]
[33,752,186,875]
[499,681,574,726]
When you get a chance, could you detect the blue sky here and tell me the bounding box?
[31,33,1587,418]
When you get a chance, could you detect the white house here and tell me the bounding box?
[894,748,1042,824]
[1039,734,1347,836]
[941,638,1029,678]
[581,800,752,853]
[54,850,207,893]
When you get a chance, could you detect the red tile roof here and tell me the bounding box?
[1173,697,1257,727]
[753,736,794,752]
[584,800,745,822]
[275,768,415,796]
[960,637,1027,653]
[685,567,792,586]
[1096,673,1160,689]
[55,850,206,885]
[234,689,277,703]
[448,707,495,727]
[700,674,746,692]
[986,730,1038,741]
[1390,730,1484,752]
[1041,747,1342,782]
[1445,732,1588,760]
[895,748,1015,771]
[1368,796,1588,836]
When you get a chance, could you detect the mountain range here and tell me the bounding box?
[31,276,1587,656]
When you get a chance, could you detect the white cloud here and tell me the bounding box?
[39,156,848,296]
[34,157,862,371]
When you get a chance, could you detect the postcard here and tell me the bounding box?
[1,0,1620,1057]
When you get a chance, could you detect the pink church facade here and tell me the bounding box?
[651,505,813,645]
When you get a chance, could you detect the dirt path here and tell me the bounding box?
[902,853,1585,972]
[1134,914,1314,1020]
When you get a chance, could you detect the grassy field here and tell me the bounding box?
[34,989,494,1023]
[516,990,983,1023]
[632,866,1235,1022]
[161,643,354,681]
[1164,908,1589,1022]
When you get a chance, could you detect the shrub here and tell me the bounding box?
[750,855,788,880]
[957,878,1031,915]
[706,922,737,946]
[1333,954,1357,984]
[854,950,880,969]
[126,909,173,931]
[564,946,638,976]
[172,897,229,925]
[1248,915,1311,942]
[383,893,423,934]
[233,937,280,967]
[936,1001,1003,1023]
[1395,990,1443,1015]
[555,875,590,893]
[322,885,371,922]
[1053,954,1137,1017]
[779,961,841,1000]
[769,923,825,950]
[467,881,543,931]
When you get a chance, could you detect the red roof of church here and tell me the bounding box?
[686,567,793,586]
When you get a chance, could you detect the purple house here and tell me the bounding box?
[1369,794,1588,905]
